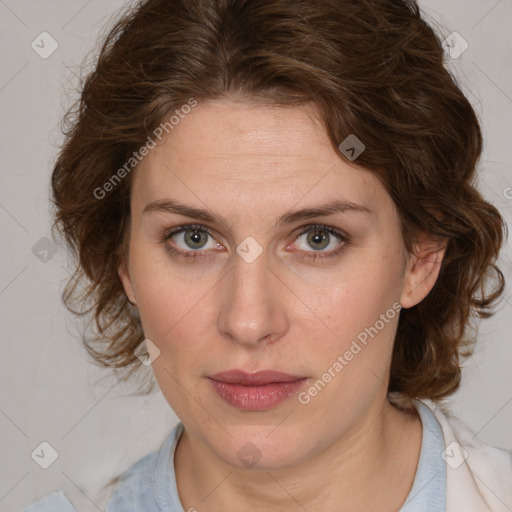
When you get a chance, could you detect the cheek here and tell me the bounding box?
[313,249,403,331]
[135,281,204,352]
[129,250,218,367]
[299,285,401,420]
[303,249,404,394]
[317,285,399,371]
[128,241,196,329]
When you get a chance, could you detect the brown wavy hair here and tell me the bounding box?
[51,0,506,402]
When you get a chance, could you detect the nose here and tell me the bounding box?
[216,247,289,348]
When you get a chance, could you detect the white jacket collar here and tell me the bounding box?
[415,398,512,512]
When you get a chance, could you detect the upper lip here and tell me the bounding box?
[209,370,306,386]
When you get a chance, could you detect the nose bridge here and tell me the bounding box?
[217,247,287,346]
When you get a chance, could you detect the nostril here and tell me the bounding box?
[261,333,274,344]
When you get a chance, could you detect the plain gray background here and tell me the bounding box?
[0,1,511,510]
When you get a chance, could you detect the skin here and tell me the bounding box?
[118,98,447,511]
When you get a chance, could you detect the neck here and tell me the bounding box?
[174,396,422,512]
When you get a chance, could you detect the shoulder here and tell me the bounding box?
[105,421,184,511]
[105,448,161,511]
[21,452,160,512]
[419,398,512,512]
[23,491,77,512]
[24,424,183,512]
[23,424,178,512]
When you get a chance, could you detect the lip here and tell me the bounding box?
[208,370,308,411]
[210,369,305,385]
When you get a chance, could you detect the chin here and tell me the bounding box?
[207,424,311,471]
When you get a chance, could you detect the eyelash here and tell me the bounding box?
[160,223,349,262]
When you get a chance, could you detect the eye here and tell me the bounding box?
[160,223,349,261]
[162,224,222,258]
[290,224,349,261]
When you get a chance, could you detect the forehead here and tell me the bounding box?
[131,100,385,214]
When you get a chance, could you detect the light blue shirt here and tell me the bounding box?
[24,399,446,511]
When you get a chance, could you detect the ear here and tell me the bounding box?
[118,257,137,305]
[400,231,447,309]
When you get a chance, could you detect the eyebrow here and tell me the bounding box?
[142,197,372,228]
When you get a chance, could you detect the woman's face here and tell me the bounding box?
[118,99,438,469]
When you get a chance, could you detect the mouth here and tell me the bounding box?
[208,369,308,411]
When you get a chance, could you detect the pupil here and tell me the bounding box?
[186,229,205,248]
[309,230,328,250]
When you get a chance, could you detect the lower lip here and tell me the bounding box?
[208,378,307,411]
